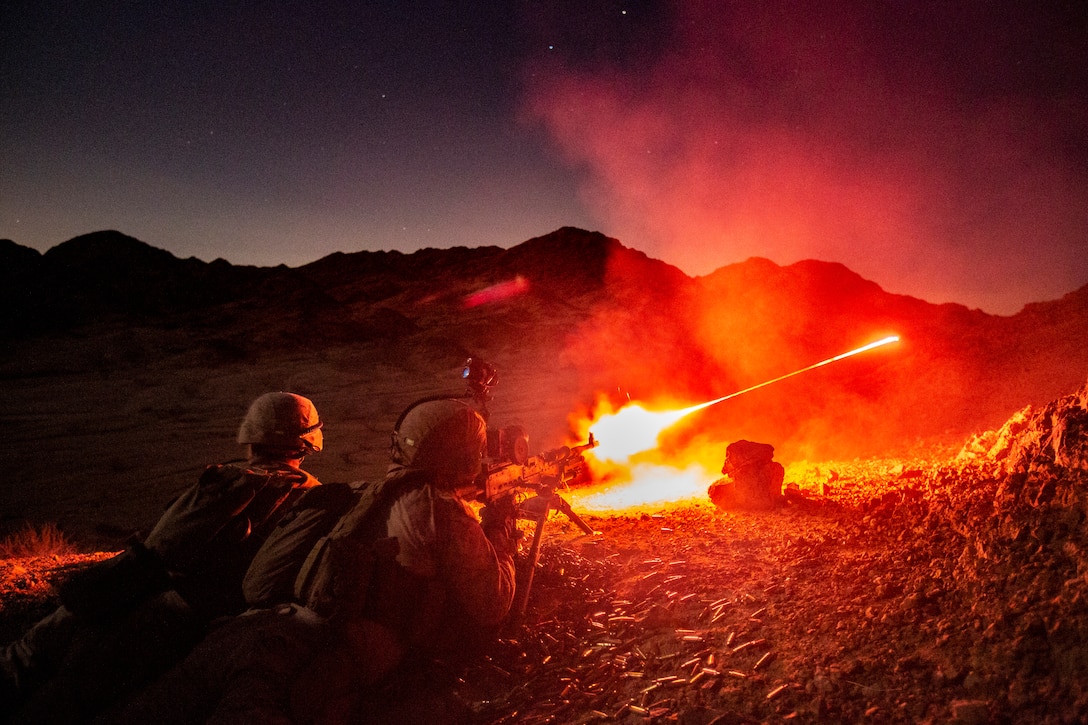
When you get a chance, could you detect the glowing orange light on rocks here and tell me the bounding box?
[571,335,900,511]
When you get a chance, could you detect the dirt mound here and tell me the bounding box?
[959,377,1088,474]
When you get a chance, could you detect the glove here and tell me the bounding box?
[479,495,518,541]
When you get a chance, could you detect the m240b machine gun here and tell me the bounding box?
[481,434,598,619]
[453,357,599,619]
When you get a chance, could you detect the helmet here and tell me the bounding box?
[237,392,323,454]
[391,399,486,480]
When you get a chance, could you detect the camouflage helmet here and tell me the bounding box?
[391,398,486,479]
[237,392,323,454]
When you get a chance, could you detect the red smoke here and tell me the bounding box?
[520,1,1088,315]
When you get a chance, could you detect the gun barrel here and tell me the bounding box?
[541,434,597,463]
[571,433,597,456]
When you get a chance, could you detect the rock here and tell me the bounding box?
[708,440,785,511]
[959,378,1088,473]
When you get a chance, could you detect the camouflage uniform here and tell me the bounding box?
[1,393,324,724]
[108,400,517,725]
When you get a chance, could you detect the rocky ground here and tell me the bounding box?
[3,384,1087,724]
[4,455,1086,724]
[451,453,1087,725]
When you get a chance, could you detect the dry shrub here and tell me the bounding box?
[0,522,74,558]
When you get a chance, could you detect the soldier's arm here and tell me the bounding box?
[433,496,516,627]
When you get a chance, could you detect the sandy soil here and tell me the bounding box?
[4,452,1086,724]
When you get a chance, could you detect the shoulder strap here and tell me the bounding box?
[242,482,360,608]
[293,471,429,617]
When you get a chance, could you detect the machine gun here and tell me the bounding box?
[481,435,598,619]
[453,356,599,619]
[482,435,596,506]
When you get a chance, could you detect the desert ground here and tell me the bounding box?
[3,330,1087,723]
[3,230,1088,723]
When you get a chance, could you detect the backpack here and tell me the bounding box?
[144,463,306,574]
[60,463,309,620]
[242,482,360,609]
[292,471,428,621]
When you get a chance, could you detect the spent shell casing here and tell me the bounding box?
[754,652,775,671]
[766,683,789,700]
[734,638,767,653]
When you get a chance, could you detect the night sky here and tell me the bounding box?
[2,1,1085,315]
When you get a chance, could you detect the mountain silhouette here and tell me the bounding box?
[1,226,1085,492]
